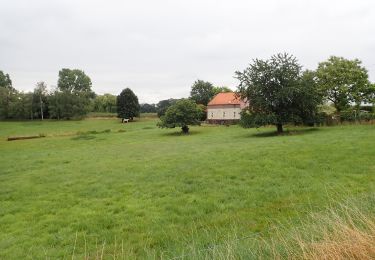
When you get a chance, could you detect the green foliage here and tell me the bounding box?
[48,90,92,119]
[140,103,157,113]
[316,56,373,112]
[8,92,34,119]
[0,70,95,120]
[340,109,375,122]
[0,71,15,119]
[212,86,232,95]
[46,69,95,120]
[92,94,117,113]
[296,70,324,126]
[318,104,337,116]
[0,83,35,120]
[57,68,93,93]
[0,70,13,90]
[190,79,215,105]
[157,99,201,133]
[197,104,207,121]
[32,82,48,120]
[0,87,15,119]
[116,88,140,119]
[236,53,322,133]
[156,98,179,117]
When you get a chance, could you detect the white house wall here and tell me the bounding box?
[207,105,242,120]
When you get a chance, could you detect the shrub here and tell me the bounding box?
[157,99,201,134]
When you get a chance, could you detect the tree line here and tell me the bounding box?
[157,54,375,134]
[0,69,229,121]
[236,54,375,133]
[0,69,94,120]
[1,54,374,135]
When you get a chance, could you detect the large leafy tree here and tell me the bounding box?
[316,56,373,113]
[190,80,215,105]
[236,53,322,134]
[0,71,13,89]
[48,69,94,119]
[57,68,93,93]
[0,71,15,119]
[117,88,140,120]
[157,99,201,134]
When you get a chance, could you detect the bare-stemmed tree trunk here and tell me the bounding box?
[276,123,283,134]
[34,81,47,120]
[40,95,44,120]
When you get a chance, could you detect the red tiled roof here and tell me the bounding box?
[207,92,242,106]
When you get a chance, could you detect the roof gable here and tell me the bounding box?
[207,92,242,106]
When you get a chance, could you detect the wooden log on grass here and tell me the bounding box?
[7,134,46,141]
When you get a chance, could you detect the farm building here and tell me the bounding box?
[207,92,247,124]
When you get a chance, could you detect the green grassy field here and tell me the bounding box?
[0,117,374,258]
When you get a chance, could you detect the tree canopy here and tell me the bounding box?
[0,71,14,119]
[93,94,117,113]
[236,53,322,133]
[57,69,93,93]
[157,99,201,134]
[0,71,13,90]
[156,98,179,117]
[140,103,157,113]
[213,86,232,95]
[117,88,140,120]
[49,68,94,119]
[316,56,373,112]
[189,80,215,106]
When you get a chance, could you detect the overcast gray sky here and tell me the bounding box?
[1,0,374,103]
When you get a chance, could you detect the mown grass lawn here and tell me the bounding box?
[0,117,374,258]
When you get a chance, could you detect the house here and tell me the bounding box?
[207,92,247,124]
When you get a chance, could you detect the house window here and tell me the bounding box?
[223,112,225,118]
[234,112,236,118]
[211,112,213,118]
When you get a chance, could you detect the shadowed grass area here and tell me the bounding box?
[0,118,374,258]
[251,127,320,137]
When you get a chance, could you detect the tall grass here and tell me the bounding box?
[1,120,374,258]
[193,194,375,260]
[292,204,375,259]
[65,195,375,259]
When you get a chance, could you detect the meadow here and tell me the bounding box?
[0,115,374,258]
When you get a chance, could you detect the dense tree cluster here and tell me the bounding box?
[236,53,375,133]
[0,72,51,120]
[140,103,157,113]
[93,94,117,113]
[49,69,95,119]
[0,69,95,120]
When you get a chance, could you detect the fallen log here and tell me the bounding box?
[7,135,45,141]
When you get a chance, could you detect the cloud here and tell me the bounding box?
[0,0,374,103]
